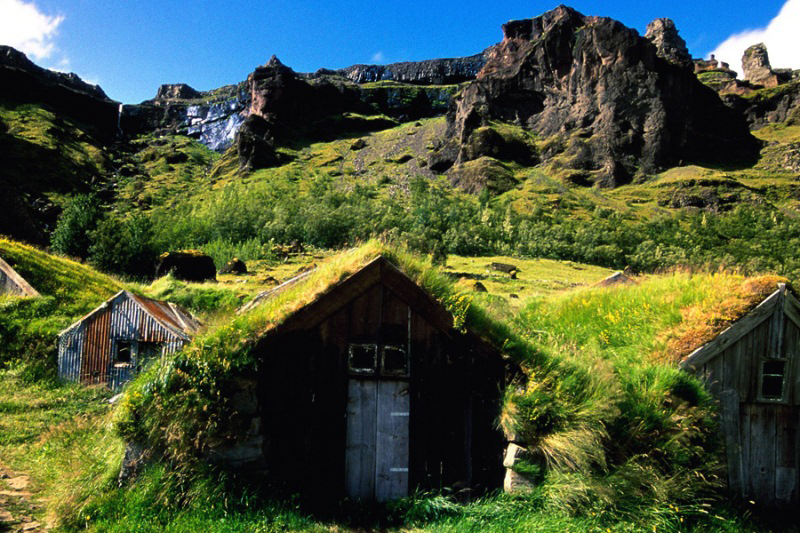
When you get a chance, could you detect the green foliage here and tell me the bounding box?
[0,239,121,375]
[89,213,158,280]
[145,274,245,315]
[50,193,104,259]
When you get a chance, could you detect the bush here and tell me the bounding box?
[51,194,104,259]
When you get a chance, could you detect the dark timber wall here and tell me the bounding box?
[682,285,800,508]
[252,258,506,501]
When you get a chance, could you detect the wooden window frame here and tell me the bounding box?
[757,357,790,403]
[348,343,409,378]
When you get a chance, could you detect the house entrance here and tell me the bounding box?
[345,343,410,501]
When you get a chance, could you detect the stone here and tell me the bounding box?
[155,83,201,101]
[490,262,518,274]
[350,138,367,151]
[326,54,487,85]
[503,443,535,493]
[118,441,148,485]
[473,281,488,292]
[156,250,217,282]
[742,43,791,88]
[220,258,248,275]
[645,18,692,69]
[434,6,759,184]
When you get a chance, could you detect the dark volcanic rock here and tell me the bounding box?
[220,258,247,274]
[121,82,249,152]
[236,114,280,169]
[645,18,692,69]
[325,54,487,85]
[742,43,792,88]
[723,80,800,128]
[433,6,759,185]
[0,45,119,141]
[156,251,217,282]
[155,83,202,101]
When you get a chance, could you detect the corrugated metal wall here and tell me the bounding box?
[58,292,189,390]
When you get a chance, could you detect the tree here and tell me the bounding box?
[50,194,104,259]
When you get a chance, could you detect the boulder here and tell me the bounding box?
[156,250,217,282]
[220,258,247,274]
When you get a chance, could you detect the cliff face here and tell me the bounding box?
[120,83,250,152]
[431,6,759,186]
[316,54,487,85]
[0,45,120,142]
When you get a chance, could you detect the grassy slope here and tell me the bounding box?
[0,239,123,373]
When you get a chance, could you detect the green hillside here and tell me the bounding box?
[0,243,779,532]
[0,239,123,377]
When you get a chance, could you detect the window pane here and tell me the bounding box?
[115,341,132,363]
[382,346,408,376]
[763,360,785,376]
[762,375,784,399]
[349,344,377,374]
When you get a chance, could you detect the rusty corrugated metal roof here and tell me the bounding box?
[128,292,201,337]
[59,290,200,339]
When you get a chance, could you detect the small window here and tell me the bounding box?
[381,346,408,376]
[114,341,132,365]
[349,344,377,374]
[138,342,163,361]
[760,359,787,401]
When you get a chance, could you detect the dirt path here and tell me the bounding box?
[0,463,46,533]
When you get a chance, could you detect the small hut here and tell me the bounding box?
[0,256,39,297]
[681,283,800,508]
[58,291,200,390]
[232,256,506,501]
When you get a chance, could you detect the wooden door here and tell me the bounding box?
[345,379,410,501]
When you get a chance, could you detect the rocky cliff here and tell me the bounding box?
[314,54,487,85]
[120,82,250,152]
[430,6,760,186]
[0,45,120,141]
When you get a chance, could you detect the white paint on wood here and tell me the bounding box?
[376,380,410,502]
[345,379,410,501]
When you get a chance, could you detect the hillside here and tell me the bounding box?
[1,243,792,532]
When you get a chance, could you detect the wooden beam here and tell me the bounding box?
[770,284,787,358]
[784,291,800,330]
[681,289,782,370]
[721,389,743,496]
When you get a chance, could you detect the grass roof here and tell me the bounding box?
[113,242,791,522]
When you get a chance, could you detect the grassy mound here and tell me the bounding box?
[0,238,122,376]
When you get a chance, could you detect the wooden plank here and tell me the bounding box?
[345,380,377,500]
[740,403,752,497]
[721,389,743,495]
[769,285,786,359]
[707,352,724,397]
[783,291,800,330]
[375,380,410,502]
[775,405,798,506]
[681,289,781,370]
[748,405,777,507]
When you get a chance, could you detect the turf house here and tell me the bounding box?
[58,290,200,390]
[227,256,506,501]
[0,256,39,297]
[681,283,800,508]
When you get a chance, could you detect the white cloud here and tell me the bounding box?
[371,51,385,63]
[0,0,63,60]
[710,0,800,76]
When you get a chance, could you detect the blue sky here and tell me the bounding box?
[0,0,796,104]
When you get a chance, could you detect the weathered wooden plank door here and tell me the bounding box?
[345,380,410,501]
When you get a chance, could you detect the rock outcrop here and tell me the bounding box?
[742,43,793,88]
[317,54,487,85]
[431,6,759,186]
[0,45,120,141]
[121,82,250,152]
[645,18,692,69]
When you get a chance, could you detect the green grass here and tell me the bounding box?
[0,239,123,376]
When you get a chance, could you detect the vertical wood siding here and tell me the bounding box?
[58,292,190,390]
[698,304,800,507]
